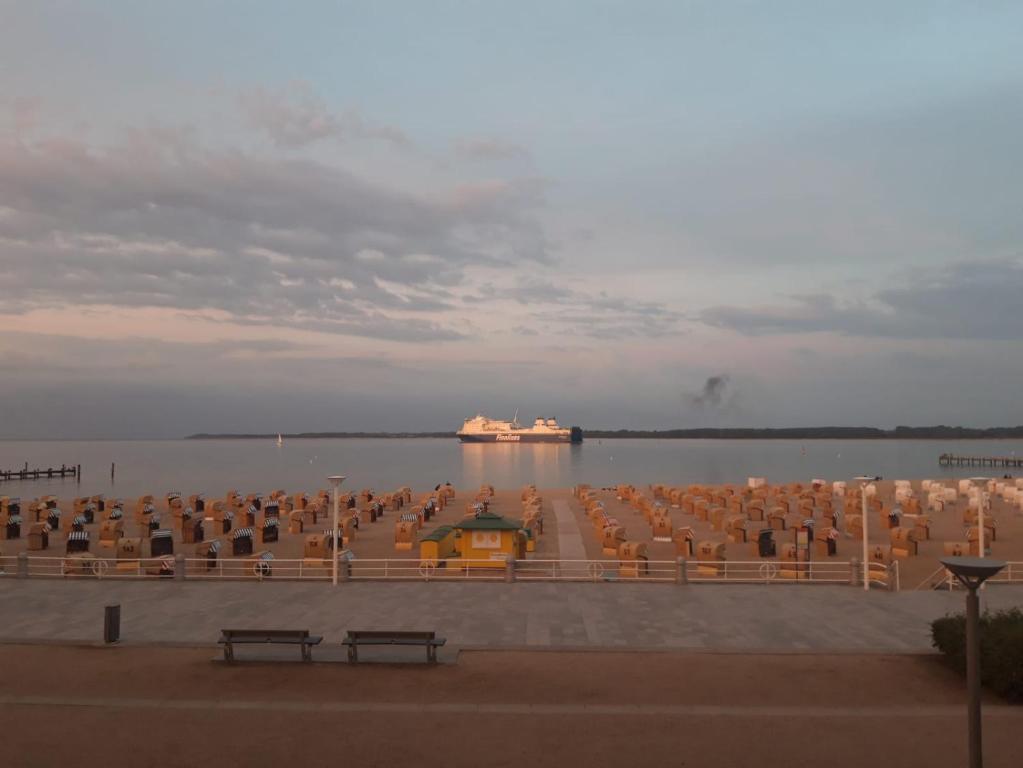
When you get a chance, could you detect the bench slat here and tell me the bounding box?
[342,638,445,646]
[346,630,436,641]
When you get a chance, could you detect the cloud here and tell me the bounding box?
[688,374,730,408]
[459,273,685,339]
[700,259,1023,341]
[454,137,529,162]
[240,84,410,148]
[0,126,552,341]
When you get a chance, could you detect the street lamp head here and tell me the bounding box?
[327,475,346,489]
[940,556,1006,589]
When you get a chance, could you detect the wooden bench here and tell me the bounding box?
[218,629,322,662]
[341,630,446,663]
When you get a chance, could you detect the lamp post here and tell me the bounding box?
[940,556,1006,768]
[968,478,991,560]
[328,475,346,586]
[855,475,881,591]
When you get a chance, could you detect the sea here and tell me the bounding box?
[1,438,1022,499]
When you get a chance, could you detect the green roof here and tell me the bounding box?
[421,525,454,542]
[454,513,521,531]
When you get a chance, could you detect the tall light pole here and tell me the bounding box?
[855,475,881,592]
[328,475,346,586]
[940,556,1006,768]
[968,478,991,560]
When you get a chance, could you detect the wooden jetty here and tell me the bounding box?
[0,463,80,482]
[938,453,1023,468]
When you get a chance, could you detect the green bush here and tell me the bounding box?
[931,607,1023,702]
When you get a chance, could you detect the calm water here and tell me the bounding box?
[1,438,1021,499]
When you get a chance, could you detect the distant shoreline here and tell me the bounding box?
[185,426,1023,440]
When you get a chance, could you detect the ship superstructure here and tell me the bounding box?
[457,413,583,443]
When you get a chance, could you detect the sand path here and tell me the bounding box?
[1,646,1021,767]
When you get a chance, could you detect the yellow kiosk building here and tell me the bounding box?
[452,513,524,567]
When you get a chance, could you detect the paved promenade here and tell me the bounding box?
[1,579,1021,650]
[550,498,588,577]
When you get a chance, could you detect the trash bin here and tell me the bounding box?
[104,604,120,643]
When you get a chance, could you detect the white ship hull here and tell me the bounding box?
[457,413,582,443]
[457,431,574,443]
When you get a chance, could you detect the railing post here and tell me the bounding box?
[174,554,185,581]
[338,552,350,582]
[888,560,899,592]
[505,556,515,583]
[17,552,28,579]
[676,557,688,585]
[849,557,860,587]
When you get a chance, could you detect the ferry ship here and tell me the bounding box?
[457,413,583,443]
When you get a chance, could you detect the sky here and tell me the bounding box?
[1,1,1022,438]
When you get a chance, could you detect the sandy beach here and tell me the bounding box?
[2,478,1020,588]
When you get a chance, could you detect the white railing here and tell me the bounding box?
[681,559,869,585]
[988,561,1022,584]
[514,559,676,582]
[183,557,330,581]
[916,561,1022,590]
[349,558,506,581]
[25,555,176,579]
[0,554,906,588]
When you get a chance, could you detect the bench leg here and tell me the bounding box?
[224,642,234,663]
[347,645,357,663]
[301,643,311,662]
[427,645,436,663]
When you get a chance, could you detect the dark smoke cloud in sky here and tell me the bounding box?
[688,374,731,408]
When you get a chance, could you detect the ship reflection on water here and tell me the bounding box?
[460,441,583,489]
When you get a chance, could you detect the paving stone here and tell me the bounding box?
[0,580,1020,651]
